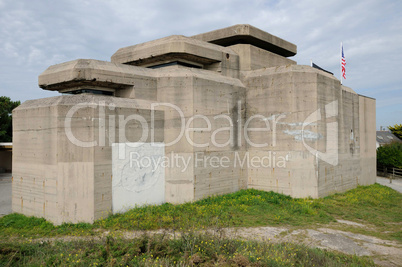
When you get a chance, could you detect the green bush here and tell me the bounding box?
[377,142,402,168]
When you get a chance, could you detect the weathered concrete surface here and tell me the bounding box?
[359,95,377,185]
[243,65,321,198]
[155,67,247,203]
[192,24,297,57]
[39,59,157,100]
[230,44,296,70]
[111,35,240,79]
[0,173,12,217]
[242,64,376,198]
[12,95,164,224]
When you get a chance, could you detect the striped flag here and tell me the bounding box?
[341,43,346,82]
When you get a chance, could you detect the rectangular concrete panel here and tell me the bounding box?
[112,143,165,213]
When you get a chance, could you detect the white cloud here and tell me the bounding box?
[0,0,401,128]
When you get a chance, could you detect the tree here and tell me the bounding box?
[0,96,21,142]
[377,142,402,168]
[388,124,402,140]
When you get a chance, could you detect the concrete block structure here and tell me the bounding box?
[13,24,376,224]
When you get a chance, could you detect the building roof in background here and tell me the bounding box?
[376,131,401,146]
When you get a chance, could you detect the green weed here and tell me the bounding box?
[0,183,400,242]
[0,233,376,266]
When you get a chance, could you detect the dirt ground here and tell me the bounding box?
[221,223,402,267]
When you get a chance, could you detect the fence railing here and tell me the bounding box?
[377,165,402,182]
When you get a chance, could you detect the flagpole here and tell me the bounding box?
[340,42,343,85]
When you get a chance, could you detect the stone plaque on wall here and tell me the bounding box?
[112,142,165,213]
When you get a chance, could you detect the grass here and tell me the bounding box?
[0,183,401,241]
[0,214,94,239]
[320,183,402,241]
[0,183,399,266]
[98,183,402,242]
[95,189,334,231]
[0,233,376,266]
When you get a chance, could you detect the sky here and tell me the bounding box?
[0,0,401,129]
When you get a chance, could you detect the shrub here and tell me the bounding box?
[377,142,402,168]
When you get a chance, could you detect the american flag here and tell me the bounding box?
[341,43,346,80]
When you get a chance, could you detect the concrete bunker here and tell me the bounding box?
[12,24,376,224]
